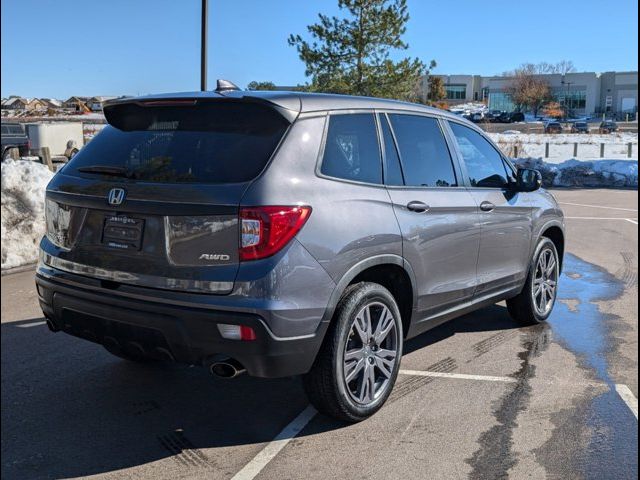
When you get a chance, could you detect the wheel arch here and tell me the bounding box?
[321,255,417,338]
[540,223,565,273]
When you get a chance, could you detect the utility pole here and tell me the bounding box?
[201,0,208,91]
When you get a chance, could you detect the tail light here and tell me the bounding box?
[239,206,311,261]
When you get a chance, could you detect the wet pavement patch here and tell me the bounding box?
[467,254,638,479]
[546,253,638,479]
[466,324,551,479]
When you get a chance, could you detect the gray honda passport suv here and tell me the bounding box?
[36,85,565,422]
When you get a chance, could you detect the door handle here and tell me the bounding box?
[480,201,495,212]
[407,201,430,213]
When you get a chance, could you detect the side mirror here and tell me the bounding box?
[516,168,542,192]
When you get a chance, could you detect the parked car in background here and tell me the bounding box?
[571,122,589,133]
[598,120,619,134]
[1,122,30,160]
[496,111,525,123]
[471,112,485,123]
[37,86,565,422]
[486,110,504,122]
[545,121,564,134]
[509,112,525,122]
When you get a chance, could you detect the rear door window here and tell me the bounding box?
[388,114,457,187]
[65,101,290,184]
[449,122,511,188]
[321,113,382,184]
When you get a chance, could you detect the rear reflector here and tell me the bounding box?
[217,324,257,341]
[239,206,311,261]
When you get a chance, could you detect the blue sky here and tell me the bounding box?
[1,0,638,99]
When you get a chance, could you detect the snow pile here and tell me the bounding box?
[513,158,638,188]
[449,102,488,114]
[1,160,54,269]
[490,132,638,163]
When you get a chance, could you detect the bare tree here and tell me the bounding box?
[503,61,577,77]
[505,66,552,116]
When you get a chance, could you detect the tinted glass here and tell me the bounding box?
[388,114,457,187]
[66,102,289,183]
[378,114,404,186]
[321,114,382,184]
[449,122,510,188]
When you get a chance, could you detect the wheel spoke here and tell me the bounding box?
[357,364,375,403]
[546,257,556,276]
[534,283,544,298]
[345,357,366,383]
[373,307,394,345]
[354,309,370,344]
[374,350,396,379]
[344,348,365,362]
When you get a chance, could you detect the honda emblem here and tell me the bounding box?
[107,188,126,206]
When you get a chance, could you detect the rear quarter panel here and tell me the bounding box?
[242,113,403,284]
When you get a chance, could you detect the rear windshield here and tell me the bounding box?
[1,124,24,135]
[65,101,290,183]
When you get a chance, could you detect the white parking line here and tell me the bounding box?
[559,202,638,213]
[399,369,517,383]
[615,384,638,419]
[15,321,46,328]
[625,218,639,225]
[231,405,317,480]
[231,372,636,479]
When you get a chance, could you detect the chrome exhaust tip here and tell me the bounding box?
[209,359,246,379]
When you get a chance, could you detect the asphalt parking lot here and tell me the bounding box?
[1,188,637,480]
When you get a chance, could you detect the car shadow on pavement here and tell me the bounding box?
[1,305,521,479]
[404,303,520,355]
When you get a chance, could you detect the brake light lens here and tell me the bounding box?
[239,206,312,261]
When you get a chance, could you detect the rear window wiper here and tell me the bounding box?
[77,165,136,178]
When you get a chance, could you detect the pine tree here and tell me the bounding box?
[288,0,435,101]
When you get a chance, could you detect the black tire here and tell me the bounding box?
[303,282,403,422]
[507,237,560,325]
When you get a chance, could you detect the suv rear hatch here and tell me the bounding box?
[43,98,293,294]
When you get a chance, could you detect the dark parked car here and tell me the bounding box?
[37,84,565,422]
[599,121,619,134]
[496,111,525,123]
[571,122,590,134]
[1,122,30,160]
[545,121,564,134]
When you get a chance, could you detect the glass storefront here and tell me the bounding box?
[488,92,515,112]
[554,88,587,110]
[446,85,467,100]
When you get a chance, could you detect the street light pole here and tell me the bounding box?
[201,0,208,91]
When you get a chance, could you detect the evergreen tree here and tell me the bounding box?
[288,0,435,101]
[247,81,277,91]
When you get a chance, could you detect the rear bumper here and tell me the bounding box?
[36,267,329,378]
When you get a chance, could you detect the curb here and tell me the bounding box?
[1,263,37,277]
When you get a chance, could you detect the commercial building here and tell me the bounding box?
[424,71,638,118]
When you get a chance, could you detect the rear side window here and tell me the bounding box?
[378,114,404,186]
[65,101,290,184]
[449,122,510,188]
[321,113,382,184]
[388,114,457,187]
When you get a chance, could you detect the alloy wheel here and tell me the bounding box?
[532,248,559,316]
[342,301,399,405]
